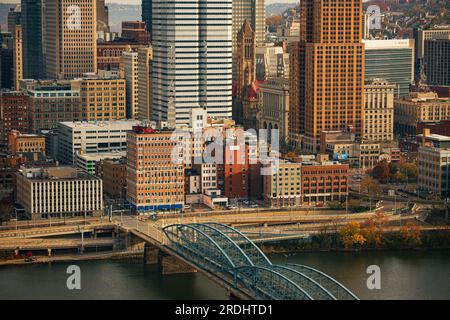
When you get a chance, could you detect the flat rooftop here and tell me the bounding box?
[59,120,141,129]
[18,166,99,181]
[77,152,126,162]
[417,133,450,142]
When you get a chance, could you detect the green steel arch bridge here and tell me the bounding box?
[162,222,358,300]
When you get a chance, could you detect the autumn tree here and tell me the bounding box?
[360,177,382,195]
[339,222,366,249]
[265,15,283,27]
[372,160,390,181]
[363,212,388,247]
[400,222,422,247]
[400,162,418,181]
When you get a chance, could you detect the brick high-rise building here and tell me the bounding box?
[44,0,97,80]
[72,73,126,122]
[289,41,301,150]
[121,21,151,45]
[126,126,184,212]
[292,0,365,152]
[0,91,29,143]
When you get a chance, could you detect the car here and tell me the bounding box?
[227,206,238,210]
[249,204,258,208]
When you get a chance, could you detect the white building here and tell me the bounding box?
[151,0,233,127]
[418,137,450,198]
[15,166,103,220]
[123,51,139,119]
[57,120,140,165]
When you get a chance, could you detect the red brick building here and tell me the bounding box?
[301,162,349,205]
[121,21,151,44]
[0,91,29,144]
[97,41,146,71]
[223,142,249,199]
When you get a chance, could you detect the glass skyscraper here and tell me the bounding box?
[364,39,415,97]
[151,0,233,127]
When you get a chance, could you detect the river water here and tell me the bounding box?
[1,250,449,300]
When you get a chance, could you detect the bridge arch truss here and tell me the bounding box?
[162,223,358,300]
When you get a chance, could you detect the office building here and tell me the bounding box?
[123,51,139,119]
[294,0,365,152]
[394,91,450,137]
[300,159,349,205]
[25,80,80,132]
[97,40,146,72]
[418,130,450,199]
[44,0,97,79]
[21,0,44,79]
[263,160,302,208]
[151,0,233,127]
[97,0,109,33]
[8,130,45,155]
[258,78,290,150]
[364,39,415,97]
[141,0,152,34]
[414,26,450,79]
[0,32,14,90]
[424,36,450,86]
[75,152,125,176]
[8,7,22,91]
[289,41,301,150]
[102,158,127,199]
[72,73,126,122]
[256,44,289,81]
[137,47,152,121]
[15,166,103,220]
[363,79,395,143]
[57,120,140,165]
[0,91,29,143]
[126,126,185,212]
[121,21,151,45]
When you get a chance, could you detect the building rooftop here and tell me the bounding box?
[59,120,141,129]
[18,166,99,181]
[77,152,126,162]
[417,133,450,142]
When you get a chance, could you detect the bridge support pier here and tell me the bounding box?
[47,248,52,257]
[158,251,197,275]
[143,243,159,265]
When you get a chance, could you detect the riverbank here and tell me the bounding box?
[260,228,450,254]
[0,249,143,266]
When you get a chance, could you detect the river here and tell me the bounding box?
[0,250,449,300]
